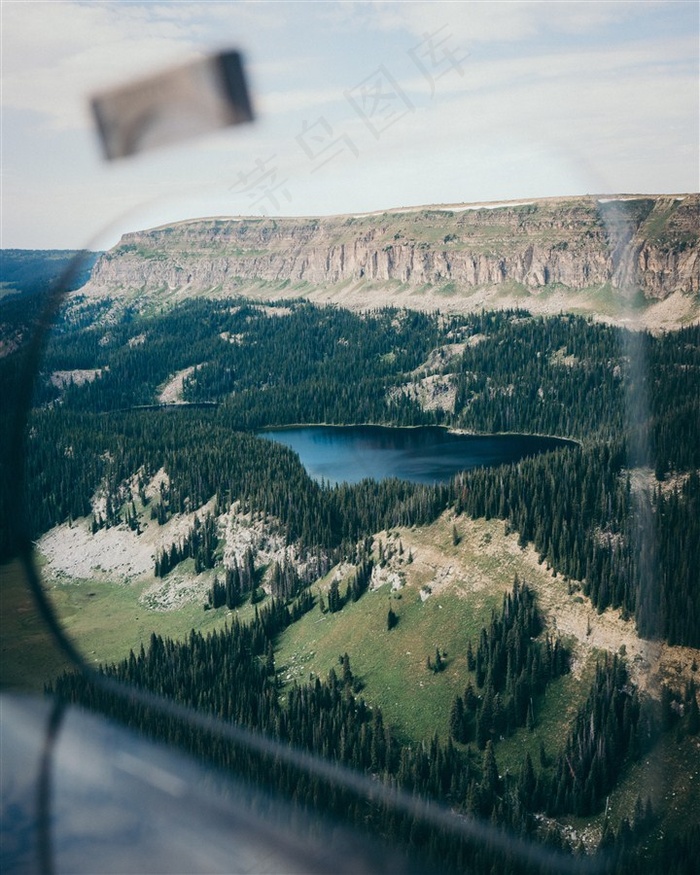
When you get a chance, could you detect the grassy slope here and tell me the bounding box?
[5,509,699,841]
[0,555,250,690]
[273,512,700,841]
[274,513,594,745]
[45,568,239,672]
[0,559,72,691]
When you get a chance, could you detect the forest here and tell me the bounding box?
[48,577,697,874]
[2,296,698,645]
[2,288,700,871]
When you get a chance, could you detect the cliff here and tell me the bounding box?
[82,194,699,327]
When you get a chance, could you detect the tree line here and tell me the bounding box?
[1,298,698,649]
[48,572,700,873]
[451,578,570,748]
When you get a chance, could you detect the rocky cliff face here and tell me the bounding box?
[83,195,699,323]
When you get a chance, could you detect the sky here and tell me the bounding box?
[1,0,698,250]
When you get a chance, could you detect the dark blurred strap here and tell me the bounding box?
[218,51,254,125]
[37,699,66,875]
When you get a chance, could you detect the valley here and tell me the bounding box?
[35,497,693,706]
[2,198,699,872]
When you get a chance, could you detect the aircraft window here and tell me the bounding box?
[2,12,698,875]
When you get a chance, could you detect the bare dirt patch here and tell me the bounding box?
[37,479,294,611]
[50,369,102,390]
[220,504,287,569]
[219,331,245,344]
[368,512,698,698]
[253,304,292,317]
[38,496,216,584]
[389,373,457,413]
[157,365,199,403]
[140,573,212,611]
[413,343,467,374]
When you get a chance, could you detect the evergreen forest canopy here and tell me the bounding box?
[51,577,688,875]
[2,295,698,646]
[2,288,700,873]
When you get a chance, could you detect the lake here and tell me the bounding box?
[257,425,576,486]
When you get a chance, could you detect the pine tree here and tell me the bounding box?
[688,693,700,735]
[449,696,465,743]
[480,740,500,811]
[518,752,536,807]
[265,642,275,676]
[328,579,341,613]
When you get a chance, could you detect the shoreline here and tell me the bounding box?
[254,421,582,448]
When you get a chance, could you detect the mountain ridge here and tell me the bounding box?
[79,193,699,329]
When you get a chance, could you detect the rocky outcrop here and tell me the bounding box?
[83,195,699,312]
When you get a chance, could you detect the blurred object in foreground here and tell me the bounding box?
[91,51,253,160]
[1,694,416,875]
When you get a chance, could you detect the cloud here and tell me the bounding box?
[320,0,645,44]
[2,0,697,248]
[2,2,202,131]
[0,1,292,131]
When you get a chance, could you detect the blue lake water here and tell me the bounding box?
[257,425,576,486]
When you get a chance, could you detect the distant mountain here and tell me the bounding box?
[0,249,103,360]
[1,249,101,298]
[79,195,699,328]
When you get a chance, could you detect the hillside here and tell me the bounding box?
[3,283,699,869]
[80,194,700,329]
